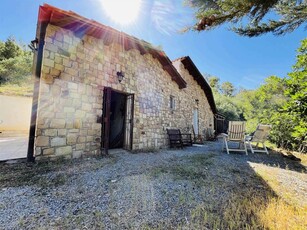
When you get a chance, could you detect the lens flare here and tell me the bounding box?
[100,0,141,25]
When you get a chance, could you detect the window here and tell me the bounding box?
[170,95,175,110]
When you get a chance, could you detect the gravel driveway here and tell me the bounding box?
[0,142,306,229]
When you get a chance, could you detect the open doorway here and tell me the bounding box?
[102,88,134,154]
[109,90,126,148]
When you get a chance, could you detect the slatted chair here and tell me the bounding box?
[167,129,192,148]
[221,121,248,155]
[246,124,272,154]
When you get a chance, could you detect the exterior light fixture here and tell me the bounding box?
[195,99,199,105]
[29,38,39,52]
[116,71,124,83]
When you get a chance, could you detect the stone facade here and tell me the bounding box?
[34,22,215,159]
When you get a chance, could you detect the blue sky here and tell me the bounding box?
[0,0,305,89]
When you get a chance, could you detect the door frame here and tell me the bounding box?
[102,87,134,154]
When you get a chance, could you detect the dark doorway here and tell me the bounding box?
[109,91,126,148]
[102,88,134,154]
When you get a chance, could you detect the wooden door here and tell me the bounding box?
[193,108,199,135]
[124,94,134,150]
[102,87,111,155]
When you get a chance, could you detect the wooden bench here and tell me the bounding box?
[167,129,193,148]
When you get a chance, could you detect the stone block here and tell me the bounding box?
[87,130,96,136]
[56,113,66,119]
[44,59,55,68]
[75,110,86,118]
[55,146,72,156]
[64,107,75,113]
[68,82,78,90]
[66,68,78,76]
[69,129,79,133]
[42,66,50,74]
[51,68,61,77]
[70,92,81,99]
[51,137,66,147]
[65,120,74,129]
[51,85,61,96]
[80,129,88,136]
[63,58,72,67]
[58,129,67,136]
[55,63,64,71]
[43,129,57,136]
[78,136,86,143]
[35,147,42,156]
[73,119,82,129]
[41,74,54,84]
[50,119,66,128]
[82,103,92,111]
[63,34,72,43]
[81,95,88,102]
[55,32,63,42]
[36,136,49,147]
[73,151,82,159]
[43,148,55,156]
[45,43,58,52]
[67,134,77,144]
[76,143,85,150]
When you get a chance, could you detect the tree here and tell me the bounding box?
[0,37,22,61]
[185,0,307,37]
[221,81,235,96]
[206,75,220,90]
[0,37,32,85]
[214,92,242,121]
[283,38,307,152]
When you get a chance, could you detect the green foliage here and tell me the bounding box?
[0,37,22,61]
[214,92,241,121]
[185,0,307,37]
[0,54,33,85]
[233,39,307,152]
[209,39,306,152]
[220,81,234,96]
[0,37,33,86]
[206,75,220,90]
[282,39,307,152]
[206,75,242,121]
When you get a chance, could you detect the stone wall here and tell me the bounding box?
[173,61,214,135]
[35,24,214,159]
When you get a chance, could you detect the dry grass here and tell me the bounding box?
[259,198,307,230]
[0,83,33,97]
[149,153,307,230]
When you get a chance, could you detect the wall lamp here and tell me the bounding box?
[195,99,199,105]
[116,71,124,83]
[29,38,39,52]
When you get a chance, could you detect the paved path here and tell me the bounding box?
[0,134,28,161]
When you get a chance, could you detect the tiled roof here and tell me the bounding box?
[173,56,217,113]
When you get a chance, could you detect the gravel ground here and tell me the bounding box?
[0,141,306,229]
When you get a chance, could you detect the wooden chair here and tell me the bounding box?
[246,124,272,154]
[167,129,192,148]
[192,125,204,144]
[221,121,248,155]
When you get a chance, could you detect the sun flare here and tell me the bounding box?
[100,0,141,25]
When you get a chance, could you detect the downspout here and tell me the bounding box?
[27,21,48,162]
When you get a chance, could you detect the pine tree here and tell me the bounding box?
[185,0,307,37]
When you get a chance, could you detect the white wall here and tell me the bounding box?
[0,95,32,131]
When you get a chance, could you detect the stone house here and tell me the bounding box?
[27,4,216,161]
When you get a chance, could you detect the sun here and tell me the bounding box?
[100,0,141,25]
